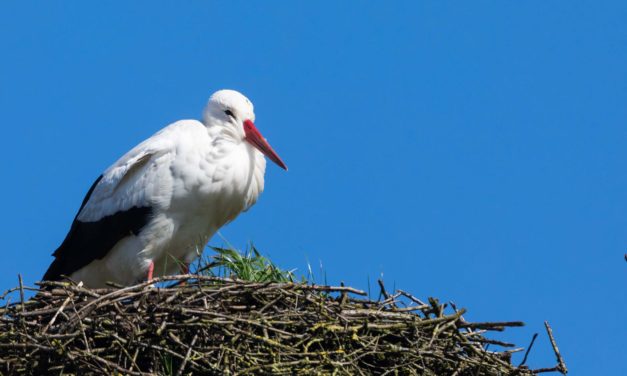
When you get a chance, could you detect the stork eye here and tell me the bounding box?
[224,109,235,118]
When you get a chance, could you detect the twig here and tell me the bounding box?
[544,321,567,374]
[175,334,198,376]
[459,321,525,330]
[0,275,566,375]
[18,274,25,313]
[377,279,390,300]
[43,282,83,333]
[519,333,538,366]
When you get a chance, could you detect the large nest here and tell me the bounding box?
[0,276,566,375]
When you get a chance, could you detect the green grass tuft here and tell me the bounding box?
[200,244,296,283]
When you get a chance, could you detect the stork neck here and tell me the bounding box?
[205,120,243,145]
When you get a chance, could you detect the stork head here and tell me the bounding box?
[203,89,287,170]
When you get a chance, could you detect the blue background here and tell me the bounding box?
[1,2,625,373]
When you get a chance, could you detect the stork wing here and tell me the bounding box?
[42,122,195,281]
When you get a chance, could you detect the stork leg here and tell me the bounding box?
[147,261,155,281]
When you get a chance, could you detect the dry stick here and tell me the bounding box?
[76,275,366,317]
[175,334,198,376]
[3,277,563,375]
[459,321,525,330]
[18,274,25,313]
[474,338,516,347]
[43,282,83,333]
[544,321,568,374]
[533,366,566,374]
[519,333,539,367]
[133,339,204,370]
[70,298,91,355]
[428,297,443,317]
[112,339,142,374]
[70,350,149,376]
[0,286,21,301]
[377,279,390,301]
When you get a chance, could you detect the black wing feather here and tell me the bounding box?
[42,175,153,281]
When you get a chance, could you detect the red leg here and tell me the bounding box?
[147,261,154,281]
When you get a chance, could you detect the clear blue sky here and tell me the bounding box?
[1,2,625,373]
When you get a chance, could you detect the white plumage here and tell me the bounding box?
[43,90,287,288]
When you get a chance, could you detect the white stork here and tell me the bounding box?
[43,90,287,288]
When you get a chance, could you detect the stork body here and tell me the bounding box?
[43,90,287,288]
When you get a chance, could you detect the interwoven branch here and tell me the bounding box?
[0,277,566,375]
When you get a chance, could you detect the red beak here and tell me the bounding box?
[243,119,288,170]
